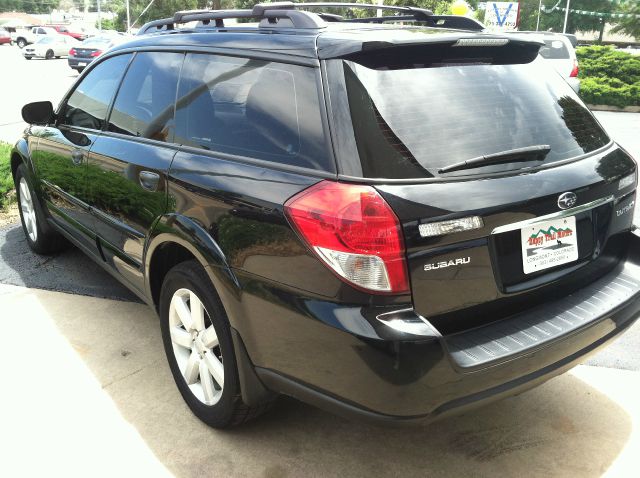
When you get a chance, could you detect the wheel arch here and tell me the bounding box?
[10,140,33,180]
[144,214,240,316]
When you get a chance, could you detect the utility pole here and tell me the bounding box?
[377,0,383,18]
[536,0,542,31]
[97,0,101,31]
[126,0,131,33]
[562,0,570,33]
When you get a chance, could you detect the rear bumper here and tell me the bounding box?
[241,233,640,424]
[67,57,94,69]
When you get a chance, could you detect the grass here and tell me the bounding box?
[0,141,14,210]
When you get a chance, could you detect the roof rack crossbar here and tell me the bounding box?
[292,3,433,19]
[343,13,484,31]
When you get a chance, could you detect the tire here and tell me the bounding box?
[16,38,26,48]
[77,67,84,73]
[159,260,271,428]
[24,56,31,60]
[14,164,67,254]
[45,49,53,60]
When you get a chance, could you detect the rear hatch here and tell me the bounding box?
[538,36,574,77]
[73,47,99,58]
[324,35,637,333]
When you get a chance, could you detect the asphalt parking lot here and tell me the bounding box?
[1,43,640,477]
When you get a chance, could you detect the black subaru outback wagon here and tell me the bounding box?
[12,2,640,428]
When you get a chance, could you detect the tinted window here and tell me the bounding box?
[174,53,331,171]
[539,39,571,59]
[339,60,609,179]
[60,54,130,130]
[108,52,183,143]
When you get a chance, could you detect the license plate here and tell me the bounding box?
[78,62,87,66]
[520,216,579,274]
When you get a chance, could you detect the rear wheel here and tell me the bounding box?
[159,261,271,428]
[14,164,67,254]
[16,38,26,48]
[45,49,53,60]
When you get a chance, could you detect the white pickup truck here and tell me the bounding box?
[12,26,60,49]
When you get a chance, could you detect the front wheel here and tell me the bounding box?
[45,49,53,60]
[14,164,67,254]
[159,261,271,428]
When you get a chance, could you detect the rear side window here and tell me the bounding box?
[336,59,609,179]
[108,52,183,143]
[60,54,131,130]
[174,53,331,172]
[539,39,571,59]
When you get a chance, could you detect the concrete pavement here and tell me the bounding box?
[0,224,139,302]
[1,282,640,478]
[0,45,76,143]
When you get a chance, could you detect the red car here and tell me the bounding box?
[0,28,11,45]
[46,24,86,41]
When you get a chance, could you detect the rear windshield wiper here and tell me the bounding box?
[438,145,551,174]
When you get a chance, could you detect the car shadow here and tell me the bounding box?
[0,223,139,302]
[23,288,635,478]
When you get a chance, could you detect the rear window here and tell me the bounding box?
[174,54,332,172]
[539,39,571,59]
[336,59,609,178]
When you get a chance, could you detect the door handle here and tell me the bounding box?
[71,150,84,165]
[139,171,160,192]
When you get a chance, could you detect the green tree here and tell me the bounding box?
[517,0,615,33]
[610,2,640,39]
[0,0,57,14]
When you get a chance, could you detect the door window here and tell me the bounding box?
[59,54,131,131]
[107,52,183,143]
[174,53,331,172]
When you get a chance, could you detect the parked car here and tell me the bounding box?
[23,35,78,60]
[68,35,129,72]
[12,3,639,429]
[508,31,580,92]
[12,26,60,49]
[0,28,11,45]
[46,24,87,41]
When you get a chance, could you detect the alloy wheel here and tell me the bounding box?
[19,177,37,242]
[169,288,224,405]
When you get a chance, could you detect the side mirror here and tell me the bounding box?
[21,101,55,125]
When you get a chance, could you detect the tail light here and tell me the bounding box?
[69,48,77,56]
[284,181,409,294]
[570,60,579,78]
[90,50,102,57]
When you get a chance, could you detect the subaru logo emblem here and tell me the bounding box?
[558,192,577,210]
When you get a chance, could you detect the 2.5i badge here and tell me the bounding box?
[521,216,579,274]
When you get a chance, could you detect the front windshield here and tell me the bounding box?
[37,37,53,44]
[336,59,610,178]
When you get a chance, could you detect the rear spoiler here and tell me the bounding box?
[317,34,544,64]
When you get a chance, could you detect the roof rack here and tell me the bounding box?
[138,2,483,35]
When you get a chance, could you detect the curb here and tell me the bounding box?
[588,104,640,113]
